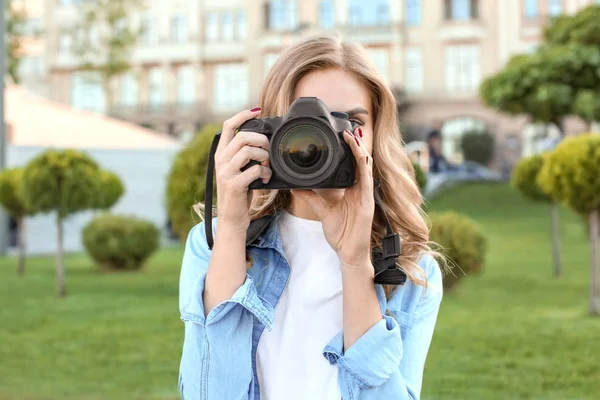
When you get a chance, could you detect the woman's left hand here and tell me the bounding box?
[291,129,375,271]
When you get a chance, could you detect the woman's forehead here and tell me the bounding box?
[293,69,372,116]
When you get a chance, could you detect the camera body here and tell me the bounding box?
[239,97,355,190]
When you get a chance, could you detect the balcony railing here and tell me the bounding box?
[108,101,213,120]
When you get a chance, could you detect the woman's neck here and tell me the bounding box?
[288,193,320,221]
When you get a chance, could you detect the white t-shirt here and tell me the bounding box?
[256,210,343,400]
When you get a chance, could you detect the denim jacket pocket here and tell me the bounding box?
[386,309,415,339]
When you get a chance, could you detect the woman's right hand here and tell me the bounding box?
[214,108,272,235]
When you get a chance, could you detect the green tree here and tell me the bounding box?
[71,0,145,110]
[5,0,27,84]
[0,168,32,275]
[22,150,101,297]
[542,4,600,127]
[94,170,125,210]
[538,134,600,315]
[480,44,600,135]
[543,4,600,47]
[166,125,220,240]
[511,155,562,277]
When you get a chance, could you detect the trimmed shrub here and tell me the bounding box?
[537,134,600,215]
[511,154,551,203]
[537,134,600,314]
[0,168,28,217]
[94,170,125,210]
[0,167,31,275]
[22,149,101,296]
[83,214,160,271]
[460,130,496,166]
[413,162,427,193]
[512,154,563,276]
[429,211,488,291]
[166,124,221,240]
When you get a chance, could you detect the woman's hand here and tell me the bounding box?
[291,129,375,271]
[214,108,273,235]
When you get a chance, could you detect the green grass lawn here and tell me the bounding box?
[1,183,598,400]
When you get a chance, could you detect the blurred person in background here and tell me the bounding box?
[426,123,450,174]
[178,36,443,400]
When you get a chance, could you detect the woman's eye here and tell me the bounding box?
[350,119,363,129]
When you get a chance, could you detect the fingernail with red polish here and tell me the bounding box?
[250,107,261,112]
[346,129,354,137]
[357,127,363,138]
[355,136,360,146]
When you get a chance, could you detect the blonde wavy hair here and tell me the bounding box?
[198,36,438,297]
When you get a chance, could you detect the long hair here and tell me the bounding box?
[240,35,437,296]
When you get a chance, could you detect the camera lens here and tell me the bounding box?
[279,124,331,177]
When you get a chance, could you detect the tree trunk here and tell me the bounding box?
[590,209,599,316]
[56,215,66,297]
[550,202,562,277]
[16,216,26,276]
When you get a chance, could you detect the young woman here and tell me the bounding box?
[178,36,443,400]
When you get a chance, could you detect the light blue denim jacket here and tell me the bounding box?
[178,213,443,400]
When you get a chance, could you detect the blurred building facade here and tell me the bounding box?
[11,0,47,96]
[28,0,600,144]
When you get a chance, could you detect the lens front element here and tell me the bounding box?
[279,124,332,178]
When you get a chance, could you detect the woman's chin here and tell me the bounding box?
[313,188,346,202]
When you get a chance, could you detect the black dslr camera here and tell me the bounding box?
[238,97,355,190]
[203,96,407,286]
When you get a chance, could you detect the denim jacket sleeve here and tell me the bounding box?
[323,255,443,400]
[178,222,275,400]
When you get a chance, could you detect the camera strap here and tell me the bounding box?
[203,131,406,286]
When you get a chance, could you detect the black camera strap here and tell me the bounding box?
[203,131,406,286]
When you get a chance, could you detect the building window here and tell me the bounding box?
[264,53,280,78]
[171,14,187,43]
[58,32,72,52]
[214,64,249,111]
[222,11,234,41]
[237,11,248,40]
[148,67,163,109]
[444,45,480,92]
[348,0,390,25]
[71,72,106,114]
[367,48,389,83]
[548,0,562,16]
[319,0,335,29]
[142,16,158,44]
[405,0,421,26]
[267,0,297,31]
[206,12,219,41]
[405,48,423,93]
[177,66,196,105]
[120,72,138,107]
[524,0,538,19]
[444,0,479,21]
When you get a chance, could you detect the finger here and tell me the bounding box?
[228,146,270,172]
[237,164,272,187]
[217,108,262,153]
[343,129,369,167]
[343,130,373,196]
[290,189,327,219]
[221,131,270,166]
